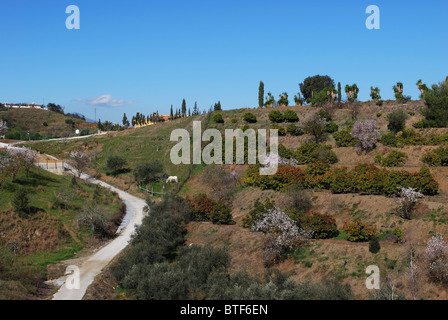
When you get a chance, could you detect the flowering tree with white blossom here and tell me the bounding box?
[350,120,380,153]
[69,151,90,177]
[0,120,8,137]
[425,235,448,283]
[396,187,424,220]
[252,208,313,264]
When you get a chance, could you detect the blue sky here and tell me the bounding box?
[0,0,447,124]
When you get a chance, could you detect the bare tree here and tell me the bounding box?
[200,166,240,204]
[69,151,90,177]
[77,204,108,236]
[405,243,421,300]
[0,120,8,137]
[6,147,37,177]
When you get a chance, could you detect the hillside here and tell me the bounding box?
[23,99,448,300]
[0,108,97,140]
[0,161,125,299]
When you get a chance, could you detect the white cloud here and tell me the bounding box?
[77,94,136,107]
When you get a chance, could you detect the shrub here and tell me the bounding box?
[299,211,339,239]
[422,146,448,166]
[286,123,303,136]
[305,162,330,176]
[268,110,284,123]
[310,89,332,107]
[351,120,380,153]
[317,108,332,121]
[325,121,338,133]
[380,132,398,147]
[283,109,299,122]
[369,236,381,254]
[387,110,408,134]
[271,123,286,136]
[209,202,235,225]
[302,115,328,142]
[374,150,408,167]
[212,113,224,123]
[343,219,377,242]
[333,129,358,147]
[105,155,127,175]
[376,112,382,118]
[231,118,238,124]
[243,112,257,123]
[408,111,415,116]
[294,142,338,164]
[185,193,216,222]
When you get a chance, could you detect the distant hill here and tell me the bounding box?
[0,108,97,140]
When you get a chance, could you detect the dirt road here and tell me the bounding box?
[51,167,146,300]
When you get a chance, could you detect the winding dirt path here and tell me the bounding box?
[51,166,146,300]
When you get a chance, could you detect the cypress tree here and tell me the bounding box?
[258,81,264,108]
[182,99,186,117]
[338,82,342,104]
[170,105,174,120]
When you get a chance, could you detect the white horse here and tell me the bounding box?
[166,176,178,183]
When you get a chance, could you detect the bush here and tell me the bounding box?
[343,219,377,242]
[422,146,448,166]
[209,202,235,225]
[243,112,257,123]
[298,211,339,239]
[374,150,408,167]
[105,155,127,175]
[268,110,284,123]
[325,121,338,133]
[212,113,224,123]
[376,112,382,118]
[309,89,332,107]
[333,129,358,147]
[380,132,398,147]
[231,118,238,124]
[294,142,338,165]
[302,115,328,142]
[283,109,299,122]
[185,193,216,222]
[387,110,408,134]
[286,123,303,136]
[369,236,381,254]
[408,111,415,116]
[271,123,286,136]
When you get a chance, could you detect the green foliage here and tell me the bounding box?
[374,151,408,167]
[186,193,216,222]
[343,219,377,242]
[268,110,284,123]
[420,82,448,127]
[309,88,332,107]
[212,113,224,124]
[105,155,128,175]
[408,111,415,116]
[345,84,359,102]
[380,132,398,147]
[258,81,264,108]
[283,109,299,122]
[286,123,304,136]
[422,146,448,166]
[300,75,335,103]
[271,123,286,136]
[12,187,30,219]
[242,198,276,228]
[302,115,328,142]
[209,202,235,225]
[333,129,357,147]
[387,110,408,133]
[243,112,257,123]
[294,142,338,165]
[325,121,338,133]
[376,112,382,117]
[133,160,163,185]
[278,92,289,106]
[296,211,339,239]
[369,236,381,254]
